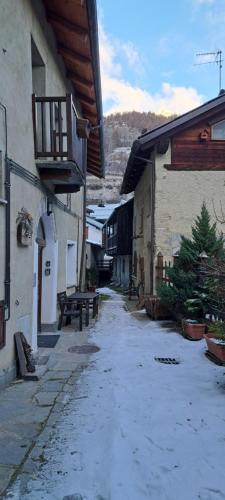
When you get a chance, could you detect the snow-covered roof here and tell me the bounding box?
[86,216,103,229]
[87,202,125,222]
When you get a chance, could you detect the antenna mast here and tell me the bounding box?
[195,50,223,93]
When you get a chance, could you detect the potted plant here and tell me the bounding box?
[86,266,98,292]
[182,293,207,340]
[204,321,225,362]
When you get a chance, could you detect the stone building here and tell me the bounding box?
[121,93,225,296]
[0,0,104,388]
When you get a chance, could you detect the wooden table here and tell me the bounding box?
[68,291,99,327]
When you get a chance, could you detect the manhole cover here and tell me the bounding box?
[154,357,180,365]
[68,345,100,354]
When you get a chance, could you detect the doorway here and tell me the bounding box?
[36,219,46,332]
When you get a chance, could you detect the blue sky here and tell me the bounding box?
[97,0,225,116]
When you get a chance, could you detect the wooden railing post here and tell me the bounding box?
[66,93,73,161]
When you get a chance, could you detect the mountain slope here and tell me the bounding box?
[87,111,174,204]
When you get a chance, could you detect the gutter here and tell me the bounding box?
[120,140,141,194]
[86,0,105,178]
[0,102,10,321]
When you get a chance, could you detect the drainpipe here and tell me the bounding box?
[150,155,156,295]
[79,140,87,291]
[0,102,10,320]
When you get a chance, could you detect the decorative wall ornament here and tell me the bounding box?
[16,207,33,246]
[199,129,209,142]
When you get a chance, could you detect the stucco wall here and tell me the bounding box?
[0,0,84,387]
[133,164,152,294]
[154,144,225,263]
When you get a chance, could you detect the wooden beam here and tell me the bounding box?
[88,147,99,157]
[88,159,100,168]
[58,44,91,67]
[76,92,96,106]
[88,150,100,160]
[68,71,94,91]
[88,141,99,152]
[81,102,97,114]
[47,10,88,41]
[40,170,71,182]
[87,165,101,175]
[164,163,225,171]
[55,185,81,194]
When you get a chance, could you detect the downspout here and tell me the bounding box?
[78,140,87,291]
[150,153,156,295]
[0,102,10,320]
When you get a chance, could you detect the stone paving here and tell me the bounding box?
[0,318,96,497]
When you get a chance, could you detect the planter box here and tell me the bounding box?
[204,334,225,362]
[183,321,206,340]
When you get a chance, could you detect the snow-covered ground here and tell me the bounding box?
[6,288,225,500]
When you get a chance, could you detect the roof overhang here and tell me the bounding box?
[121,93,225,194]
[43,0,104,178]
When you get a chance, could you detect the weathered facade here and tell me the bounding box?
[104,199,133,287]
[0,0,103,388]
[121,94,225,296]
[86,215,104,276]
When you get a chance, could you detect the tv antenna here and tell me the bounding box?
[195,50,223,93]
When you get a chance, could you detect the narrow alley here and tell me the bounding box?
[5,289,225,500]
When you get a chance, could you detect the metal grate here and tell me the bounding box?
[68,344,100,354]
[154,357,180,365]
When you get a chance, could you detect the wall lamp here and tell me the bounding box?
[47,199,53,216]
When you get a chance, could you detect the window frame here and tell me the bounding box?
[211,119,225,141]
[66,240,77,287]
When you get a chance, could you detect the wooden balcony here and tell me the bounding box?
[32,93,85,193]
[106,234,117,255]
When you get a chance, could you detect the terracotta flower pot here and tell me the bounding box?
[204,334,225,362]
[183,321,206,340]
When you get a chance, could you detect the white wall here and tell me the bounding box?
[87,223,102,246]
[0,0,84,384]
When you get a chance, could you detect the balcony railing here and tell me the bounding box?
[106,234,117,255]
[96,260,113,270]
[32,93,83,173]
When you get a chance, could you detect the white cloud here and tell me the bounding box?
[120,41,142,70]
[99,23,203,116]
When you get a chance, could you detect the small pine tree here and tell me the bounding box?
[158,203,224,319]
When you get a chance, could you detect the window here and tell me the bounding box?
[122,258,125,274]
[66,241,77,287]
[212,120,225,140]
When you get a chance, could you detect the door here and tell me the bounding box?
[36,218,46,333]
[37,245,43,332]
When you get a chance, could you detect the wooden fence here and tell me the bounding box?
[155,252,172,289]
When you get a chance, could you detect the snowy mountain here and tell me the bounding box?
[87,111,174,204]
